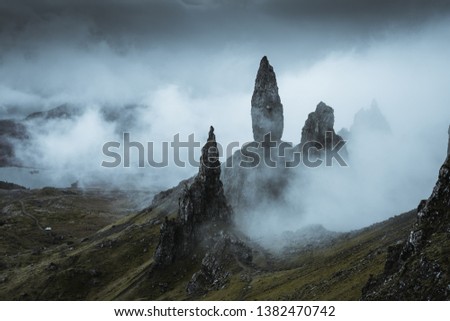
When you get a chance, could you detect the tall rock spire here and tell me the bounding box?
[251,56,284,142]
[153,126,232,267]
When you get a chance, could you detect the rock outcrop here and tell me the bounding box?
[251,56,284,142]
[361,151,450,300]
[153,126,232,268]
[186,232,252,296]
[0,120,27,167]
[25,104,79,121]
[350,100,391,135]
[179,126,231,227]
[300,101,345,150]
[151,127,254,296]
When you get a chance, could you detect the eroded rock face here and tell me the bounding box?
[350,101,391,135]
[153,217,179,266]
[186,232,253,296]
[152,127,253,296]
[251,56,284,142]
[179,126,231,227]
[153,126,232,267]
[300,101,344,149]
[361,154,450,300]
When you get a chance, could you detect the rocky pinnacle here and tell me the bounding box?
[300,101,344,149]
[153,126,232,268]
[251,56,284,142]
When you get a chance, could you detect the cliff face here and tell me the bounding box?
[300,101,345,151]
[251,56,284,142]
[362,152,450,300]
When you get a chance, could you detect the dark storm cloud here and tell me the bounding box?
[1,0,449,50]
[260,0,450,20]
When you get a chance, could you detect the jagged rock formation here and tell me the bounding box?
[25,104,79,121]
[153,126,232,268]
[186,232,252,296]
[251,56,284,142]
[300,101,345,150]
[153,217,179,266]
[361,152,450,300]
[151,127,254,296]
[180,126,231,226]
[221,57,290,209]
[350,100,391,135]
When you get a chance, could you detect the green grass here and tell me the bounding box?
[0,186,417,300]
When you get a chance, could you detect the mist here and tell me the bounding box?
[1,1,450,240]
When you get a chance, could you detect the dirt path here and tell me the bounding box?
[19,200,45,231]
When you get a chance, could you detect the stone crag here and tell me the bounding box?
[251,56,284,142]
[362,148,450,300]
[300,101,345,152]
[153,126,232,267]
[152,126,252,296]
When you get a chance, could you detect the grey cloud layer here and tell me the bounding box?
[2,0,450,51]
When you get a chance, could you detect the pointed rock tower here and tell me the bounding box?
[300,101,345,150]
[179,125,231,227]
[153,126,232,267]
[251,56,284,142]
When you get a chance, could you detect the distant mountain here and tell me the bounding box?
[350,100,391,135]
[0,119,27,167]
[0,181,26,190]
[24,104,80,121]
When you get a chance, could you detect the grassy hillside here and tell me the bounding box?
[0,185,416,300]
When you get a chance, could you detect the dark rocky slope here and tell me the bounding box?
[362,137,450,300]
[0,120,28,167]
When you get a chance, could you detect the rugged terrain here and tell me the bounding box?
[0,180,417,300]
[362,153,450,300]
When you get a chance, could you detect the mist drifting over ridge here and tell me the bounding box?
[1,0,450,235]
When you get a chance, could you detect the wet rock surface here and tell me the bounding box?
[251,56,284,142]
[186,232,253,296]
[362,154,450,300]
[300,101,345,151]
[152,127,252,296]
